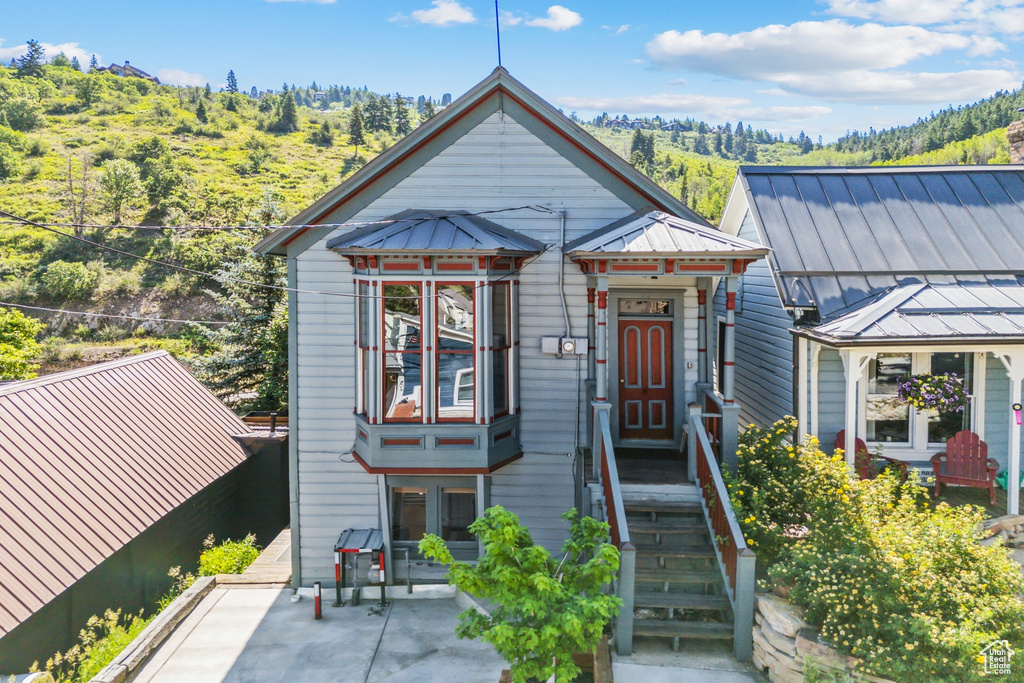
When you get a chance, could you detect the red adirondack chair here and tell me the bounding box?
[834,431,909,481]
[930,430,999,505]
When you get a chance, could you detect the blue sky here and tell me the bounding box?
[3,1,1023,140]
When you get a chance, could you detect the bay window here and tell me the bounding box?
[865,350,976,450]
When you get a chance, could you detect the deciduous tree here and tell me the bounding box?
[99,159,143,224]
[0,307,43,380]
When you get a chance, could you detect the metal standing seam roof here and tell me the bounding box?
[739,166,1024,317]
[325,210,546,254]
[807,282,1024,343]
[563,210,769,257]
[0,351,252,638]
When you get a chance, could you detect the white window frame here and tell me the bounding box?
[858,350,984,456]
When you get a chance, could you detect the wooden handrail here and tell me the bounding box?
[691,410,755,661]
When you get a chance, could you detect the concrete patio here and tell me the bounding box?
[132,588,506,683]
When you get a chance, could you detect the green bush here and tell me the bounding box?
[731,418,1024,681]
[40,260,98,299]
[0,142,22,180]
[198,533,260,576]
[41,609,152,683]
[95,266,143,299]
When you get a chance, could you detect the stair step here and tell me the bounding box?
[631,620,734,640]
[628,519,708,534]
[635,567,723,584]
[634,590,731,611]
[634,544,716,559]
[624,502,703,515]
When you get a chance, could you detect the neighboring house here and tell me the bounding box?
[716,166,1024,514]
[254,67,767,603]
[93,60,160,83]
[0,351,288,674]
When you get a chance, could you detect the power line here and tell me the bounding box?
[0,208,551,301]
[0,301,230,325]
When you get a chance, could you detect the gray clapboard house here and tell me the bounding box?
[255,68,769,657]
[715,166,1024,515]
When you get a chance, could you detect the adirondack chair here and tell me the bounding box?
[930,430,999,505]
[834,431,909,481]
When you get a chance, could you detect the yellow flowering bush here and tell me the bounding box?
[771,447,1024,681]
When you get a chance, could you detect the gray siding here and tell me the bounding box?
[816,347,847,453]
[292,112,638,584]
[713,210,795,428]
[984,353,1021,471]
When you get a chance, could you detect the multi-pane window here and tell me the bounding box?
[383,283,422,421]
[491,282,511,417]
[390,478,478,559]
[865,351,975,448]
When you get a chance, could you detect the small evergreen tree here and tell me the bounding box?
[348,103,366,156]
[89,54,98,71]
[15,39,46,79]
[226,70,238,93]
[394,94,413,136]
[75,76,102,107]
[273,86,298,133]
[71,56,81,71]
[250,85,258,98]
[50,52,72,68]
[204,82,212,98]
[195,99,208,124]
[422,99,437,119]
[309,120,333,147]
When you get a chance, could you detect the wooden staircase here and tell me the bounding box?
[624,500,735,651]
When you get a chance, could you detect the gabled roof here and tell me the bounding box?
[326,210,545,255]
[803,281,1024,344]
[0,352,252,638]
[255,67,706,256]
[564,210,768,258]
[736,166,1024,317]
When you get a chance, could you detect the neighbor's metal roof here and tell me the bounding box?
[563,210,769,257]
[0,351,251,638]
[740,166,1024,316]
[326,209,546,254]
[805,282,1024,344]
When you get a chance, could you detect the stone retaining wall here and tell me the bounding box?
[752,594,893,683]
[1009,120,1024,164]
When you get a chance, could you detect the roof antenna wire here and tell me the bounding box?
[495,0,502,68]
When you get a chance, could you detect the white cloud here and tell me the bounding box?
[0,39,98,67]
[601,24,630,35]
[391,1,476,27]
[156,68,208,87]
[644,19,1013,103]
[824,0,1024,33]
[670,78,687,86]
[500,10,523,26]
[525,6,582,31]
[554,93,832,121]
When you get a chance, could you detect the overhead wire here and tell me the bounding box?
[0,208,552,301]
[0,301,230,325]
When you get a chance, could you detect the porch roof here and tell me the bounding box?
[799,281,1024,345]
[563,210,768,258]
[325,209,545,255]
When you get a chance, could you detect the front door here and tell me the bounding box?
[618,319,673,440]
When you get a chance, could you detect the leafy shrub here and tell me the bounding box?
[1,96,44,131]
[731,419,1024,681]
[41,609,152,683]
[41,259,98,299]
[95,324,130,342]
[0,275,36,302]
[0,306,43,379]
[724,417,809,565]
[198,533,260,576]
[95,266,143,299]
[420,507,620,683]
[0,142,22,180]
[26,136,49,156]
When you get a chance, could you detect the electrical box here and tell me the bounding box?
[541,337,588,356]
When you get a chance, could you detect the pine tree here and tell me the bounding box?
[15,40,46,79]
[394,95,413,136]
[51,52,72,68]
[310,120,333,147]
[196,99,208,124]
[693,133,710,155]
[416,95,426,113]
[71,56,81,71]
[441,93,452,106]
[713,132,724,155]
[226,70,238,93]
[422,99,437,119]
[250,86,258,98]
[89,54,98,71]
[348,103,366,155]
[274,86,298,133]
[204,83,212,98]
[364,93,386,133]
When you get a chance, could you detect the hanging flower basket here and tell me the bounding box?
[897,373,970,413]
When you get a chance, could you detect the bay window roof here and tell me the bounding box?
[327,209,545,255]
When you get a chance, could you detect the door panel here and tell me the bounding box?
[619,319,674,440]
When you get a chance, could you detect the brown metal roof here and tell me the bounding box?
[0,351,252,637]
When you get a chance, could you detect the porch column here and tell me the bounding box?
[595,277,610,402]
[841,350,870,469]
[997,351,1024,515]
[587,284,596,383]
[797,336,809,439]
[721,277,740,474]
[810,342,822,437]
[697,283,708,387]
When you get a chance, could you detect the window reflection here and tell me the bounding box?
[437,284,475,421]
[928,352,972,444]
[384,352,421,420]
[441,487,476,542]
[383,284,421,421]
[391,487,427,542]
[867,353,910,442]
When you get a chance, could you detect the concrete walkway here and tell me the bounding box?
[132,589,505,683]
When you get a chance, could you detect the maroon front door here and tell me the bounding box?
[618,319,673,440]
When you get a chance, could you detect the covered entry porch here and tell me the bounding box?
[563,210,769,481]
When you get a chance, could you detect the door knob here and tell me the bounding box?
[619,379,625,383]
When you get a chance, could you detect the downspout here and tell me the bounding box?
[558,207,570,341]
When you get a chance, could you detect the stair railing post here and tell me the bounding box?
[733,548,756,661]
[687,401,701,483]
[616,542,635,657]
